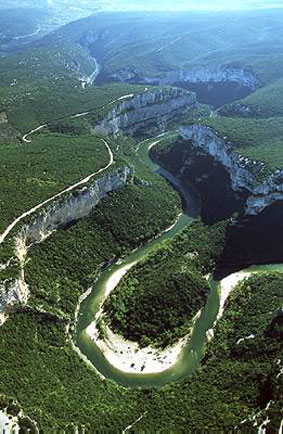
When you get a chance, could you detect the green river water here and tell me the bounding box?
[74,135,283,388]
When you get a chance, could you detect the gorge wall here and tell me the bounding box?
[0,166,132,325]
[112,66,259,91]
[180,125,283,217]
[153,125,283,268]
[93,88,197,137]
[21,167,132,245]
[110,66,259,107]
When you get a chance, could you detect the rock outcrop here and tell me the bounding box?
[0,276,28,326]
[112,66,259,91]
[218,102,261,117]
[180,125,283,216]
[93,88,196,137]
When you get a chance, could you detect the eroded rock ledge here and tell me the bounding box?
[93,88,196,136]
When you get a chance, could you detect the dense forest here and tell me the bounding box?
[1,122,281,432]
[136,271,283,432]
[222,78,283,117]
[0,133,110,232]
[1,6,283,432]
[103,220,226,348]
[0,309,144,432]
[0,42,146,136]
[204,116,283,174]
[25,178,180,318]
[1,261,282,432]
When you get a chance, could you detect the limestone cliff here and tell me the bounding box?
[21,166,132,245]
[152,124,283,265]
[93,88,196,136]
[180,125,283,216]
[0,166,132,325]
[112,66,259,91]
[0,276,28,326]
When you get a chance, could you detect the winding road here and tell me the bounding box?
[1,98,282,392]
[13,26,41,40]
[0,139,113,245]
[0,91,137,244]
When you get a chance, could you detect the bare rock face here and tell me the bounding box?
[21,166,132,245]
[0,277,28,326]
[180,125,283,216]
[93,88,197,137]
[176,125,283,266]
[112,66,259,91]
[0,167,132,325]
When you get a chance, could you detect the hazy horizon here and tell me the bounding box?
[2,0,283,11]
[97,0,283,12]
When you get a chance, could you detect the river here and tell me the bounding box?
[74,134,283,388]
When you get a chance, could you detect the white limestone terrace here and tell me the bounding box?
[0,273,28,327]
[180,124,283,216]
[112,65,259,91]
[0,407,38,434]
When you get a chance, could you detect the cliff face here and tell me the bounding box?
[0,276,28,326]
[180,125,283,216]
[177,124,283,267]
[0,167,132,325]
[93,88,197,136]
[112,66,259,91]
[21,167,132,245]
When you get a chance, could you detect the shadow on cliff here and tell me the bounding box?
[216,200,283,275]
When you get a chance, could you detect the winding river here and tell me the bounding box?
[74,134,283,388]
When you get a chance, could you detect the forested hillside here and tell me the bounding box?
[0,5,283,433]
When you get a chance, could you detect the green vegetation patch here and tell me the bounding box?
[204,116,283,174]
[198,272,283,430]
[0,122,19,146]
[0,133,109,233]
[25,181,180,318]
[2,80,147,134]
[219,79,283,119]
[0,43,148,133]
[135,272,283,432]
[210,272,283,362]
[0,309,143,433]
[103,220,226,348]
[241,79,283,117]
[1,261,282,432]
